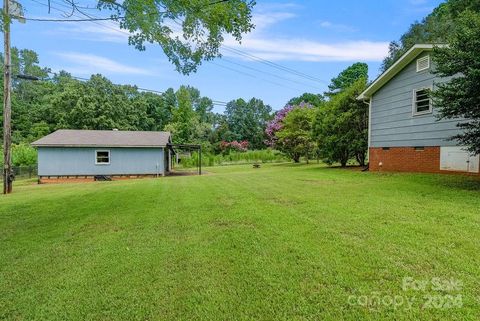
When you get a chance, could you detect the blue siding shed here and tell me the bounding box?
[37,147,166,176]
[32,129,172,177]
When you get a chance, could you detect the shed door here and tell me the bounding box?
[440,147,479,173]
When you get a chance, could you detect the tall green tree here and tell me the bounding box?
[381,0,480,71]
[275,106,315,163]
[225,98,272,149]
[287,93,324,107]
[313,78,368,167]
[432,10,480,154]
[326,62,368,96]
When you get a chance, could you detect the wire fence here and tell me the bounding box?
[0,165,37,181]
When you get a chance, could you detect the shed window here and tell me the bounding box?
[95,150,110,164]
[413,88,432,115]
[416,55,430,72]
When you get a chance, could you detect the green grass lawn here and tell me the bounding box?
[1,164,479,320]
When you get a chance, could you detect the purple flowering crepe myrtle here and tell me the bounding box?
[265,102,313,147]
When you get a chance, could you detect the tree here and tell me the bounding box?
[287,93,324,107]
[94,0,255,74]
[381,0,480,71]
[225,98,272,149]
[275,105,315,163]
[327,62,368,96]
[184,86,214,123]
[265,105,294,148]
[313,78,368,167]
[432,10,480,154]
[3,1,254,74]
[166,86,196,144]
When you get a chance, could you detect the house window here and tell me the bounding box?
[414,146,425,151]
[413,88,432,115]
[95,150,110,164]
[416,55,430,72]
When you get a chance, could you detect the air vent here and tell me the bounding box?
[416,55,430,72]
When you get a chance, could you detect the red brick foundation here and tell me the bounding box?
[369,146,460,174]
[369,146,480,174]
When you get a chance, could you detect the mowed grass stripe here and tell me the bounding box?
[0,164,479,320]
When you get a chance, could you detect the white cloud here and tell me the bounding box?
[255,2,302,13]
[220,3,388,62]
[252,12,297,31]
[53,52,153,75]
[51,22,130,43]
[48,2,388,64]
[223,38,389,62]
[318,20,358,33]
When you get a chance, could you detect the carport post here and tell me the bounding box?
[199,146,202,175]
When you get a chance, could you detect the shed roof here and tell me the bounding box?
[31,129,171,148]
[357,44,437,100]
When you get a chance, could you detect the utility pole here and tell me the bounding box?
[3,0,12,194]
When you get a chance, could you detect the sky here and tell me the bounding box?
[11,0,444,112]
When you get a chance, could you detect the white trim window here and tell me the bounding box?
[416,55,430,72]
[95,150,110,165]
[412,88,432,115]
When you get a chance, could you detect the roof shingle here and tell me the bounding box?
[31,130,171,148]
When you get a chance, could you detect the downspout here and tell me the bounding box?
[363,97,372,171]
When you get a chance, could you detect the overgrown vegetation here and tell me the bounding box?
[179,149,287,168]
[0,144,37,167]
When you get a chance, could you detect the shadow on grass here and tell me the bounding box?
[431,175,480,191]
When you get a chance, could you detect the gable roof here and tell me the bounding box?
[31,129,171,148]
[357,44,436,100]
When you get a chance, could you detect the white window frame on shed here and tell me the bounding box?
[95,150,111,165]
[416,55,430,72]
[412,87,433,116]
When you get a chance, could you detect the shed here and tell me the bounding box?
[31,129,173,181]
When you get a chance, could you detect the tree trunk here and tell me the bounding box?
[356,151,366,167]
[293,154,300,163]
[340,151,349,167]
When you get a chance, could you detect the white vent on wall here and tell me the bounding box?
[416,55,430,72]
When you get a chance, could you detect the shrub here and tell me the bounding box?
[177,149,287,168]
[0,144,37,167]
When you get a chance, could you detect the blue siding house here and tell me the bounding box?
[32,130,172,181]
[358,44,479,174]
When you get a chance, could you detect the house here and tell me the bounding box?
[358,44,479,174]
[31,129,173,182]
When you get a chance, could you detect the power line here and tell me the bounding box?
[221,46,328,85]
[24,2,232,104]
[220,57,324,91]
[209,61,303,92]
[169,18,328,87]
[14,15,124,22]
[26,0,316,95]
[28,0,326,90]
[65,74,228,105]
